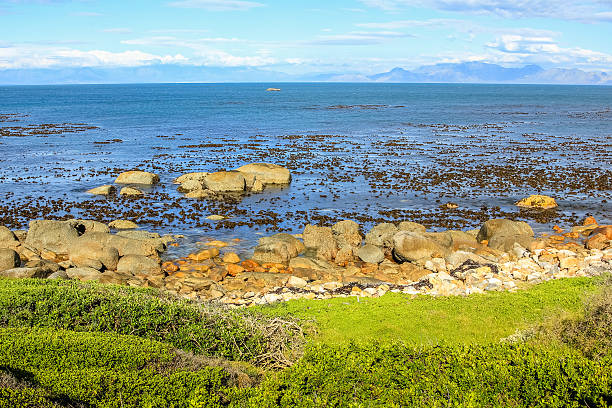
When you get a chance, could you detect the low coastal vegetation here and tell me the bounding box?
[1,276,611,407]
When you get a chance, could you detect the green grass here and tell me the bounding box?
[258,277,601,345]
[1,276,610,407]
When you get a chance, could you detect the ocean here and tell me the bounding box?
[1,83,610,256]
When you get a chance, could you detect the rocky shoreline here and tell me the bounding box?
[1,165,610,306]
[1,209,610,307]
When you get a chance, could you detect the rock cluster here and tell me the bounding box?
[87,170,160,198]
[174,163,291,197]
[0,219,173,286]
[1,217,610,308]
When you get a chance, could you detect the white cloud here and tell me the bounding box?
[167,0,264,11]
[306,31,415,46]
[0,45,187,69]
[359,0,612,22]
[357,18,466,29]
[122,36,242,46]
[119,35,274,66]
[485,34,612,67]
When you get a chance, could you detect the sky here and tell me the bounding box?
[1,0,612,75]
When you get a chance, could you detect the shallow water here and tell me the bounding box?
[1,83,610,256]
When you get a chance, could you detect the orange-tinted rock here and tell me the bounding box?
[190,248,219,261]
[586,226,612,250]
[583,216,597,226]
[227,263,245,277]
[241,259,259,271]
[360,263,379,275]
[515,195,558,209]
[262,262,285,269]
[222,252,241,264]
[553,225,563,233]
[162,261,179,273]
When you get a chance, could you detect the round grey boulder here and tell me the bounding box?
[357,244,385,264]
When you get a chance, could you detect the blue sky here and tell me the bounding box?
[1,0,612,74]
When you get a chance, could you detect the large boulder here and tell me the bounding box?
[177,180,204,193]
[477,219,534,242]
[174,172,209,184]
[0,267,49,279]
[332,220,362,248]
[69,240,119,271]
[115,171,159,185]
[75,220,110,234]
[25,220,80,255]
[252,233,305,265]
[365,223,398,250]
[0,227,19,249]
[77,232,161,258]
[236,163,291,185]
[117,255,161,276]
[426,230,479,251]
[204,171,246,192]
[65,267,103,282]
[398,221,427,233]
[357,244,385,264]
[0,248,20,271]
[393,231,449,263]
[303,225,337,260]
[585,226,612,250]
[476,219,534,252]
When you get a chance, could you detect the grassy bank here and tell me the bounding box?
[1,277,610,407]
[258,277,601,345]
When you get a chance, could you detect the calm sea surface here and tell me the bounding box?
[1,83,610,256]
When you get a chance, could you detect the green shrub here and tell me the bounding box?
[0,328,230,408]
[557,278,612,360]
[0,279,302,367]
[231,343,612,407]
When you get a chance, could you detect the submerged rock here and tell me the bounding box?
[115,171,159,185]
[119,187,144,197]
[86,185,116,196]
[236,163,291,185]
[109,220,138,230]
[174,172,208,185]
[515,194,558,209]
[204,171,246,192]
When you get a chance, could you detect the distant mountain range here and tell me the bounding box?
[314,62,612,85]
[0,62,610,85]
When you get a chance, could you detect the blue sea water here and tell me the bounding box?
[0,83,610,253]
